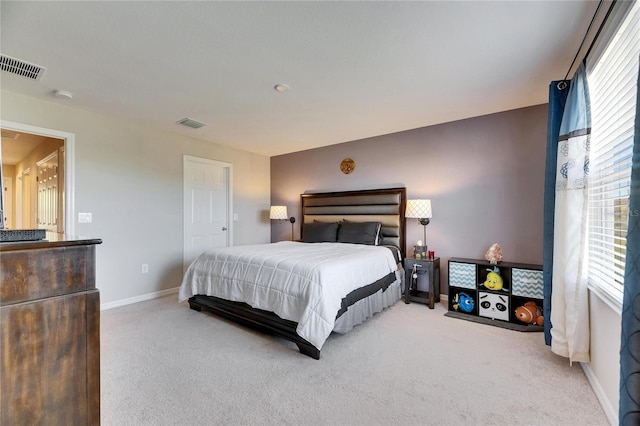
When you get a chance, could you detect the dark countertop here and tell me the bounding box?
[0,232,102,251]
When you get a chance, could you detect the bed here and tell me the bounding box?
[179,187,406,359]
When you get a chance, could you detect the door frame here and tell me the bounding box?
[1,120,75,235]
[2,177,12,228]
[15,173,22,228]
[183,155,233,269]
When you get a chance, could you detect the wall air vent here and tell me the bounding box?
[0,54,46,81]
[176,118,206,129]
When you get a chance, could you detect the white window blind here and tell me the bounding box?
[587,0,640,304]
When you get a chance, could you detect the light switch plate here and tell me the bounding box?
[78,212,92,223]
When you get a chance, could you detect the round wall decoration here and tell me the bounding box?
[340,158,355,174]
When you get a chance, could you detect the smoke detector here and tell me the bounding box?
[53,90,73,100]
[0,54,46,81]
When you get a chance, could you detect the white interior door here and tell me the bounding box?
[183,155,232,271]
[36,151,59,232]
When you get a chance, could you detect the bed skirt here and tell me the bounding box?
[333,273,402,333]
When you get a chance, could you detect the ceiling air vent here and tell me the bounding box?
[176,118,206,129]
[0,54,46,81]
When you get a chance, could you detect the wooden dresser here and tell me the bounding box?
[0,234,102,425]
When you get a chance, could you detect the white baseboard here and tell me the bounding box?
[100,287,179,311]
[102,290,446,311]
[580,362,617,426]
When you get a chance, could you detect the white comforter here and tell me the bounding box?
[179,241,399,350]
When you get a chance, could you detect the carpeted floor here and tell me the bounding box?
[101,294,609,426]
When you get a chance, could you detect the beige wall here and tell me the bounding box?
[587,294,621,422]
[1,90,271,305]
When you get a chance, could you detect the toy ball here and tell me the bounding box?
[483,266,504,291]
[515,301,544,326]
[485,243,503,264]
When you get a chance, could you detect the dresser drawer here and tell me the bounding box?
[1,245,96,305]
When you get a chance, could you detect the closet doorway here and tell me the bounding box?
[1,122,75,235]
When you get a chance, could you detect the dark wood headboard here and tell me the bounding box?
[300,187,406,258]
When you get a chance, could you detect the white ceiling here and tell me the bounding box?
[1,131,51,165]
[0,1,599,157]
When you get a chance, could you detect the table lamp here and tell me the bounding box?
[405,199,432,252]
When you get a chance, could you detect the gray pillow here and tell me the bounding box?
[303,222,339,243]
[337,222,381,245]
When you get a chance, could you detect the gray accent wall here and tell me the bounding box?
[271,104,548,293]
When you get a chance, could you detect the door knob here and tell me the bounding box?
[222,227,227,231]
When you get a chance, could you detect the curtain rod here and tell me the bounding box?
[582,0,618,64]
[560,0,617,87]
[562,0,606,81]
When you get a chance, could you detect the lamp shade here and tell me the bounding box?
[269,205,288,220]
[405,199,432,219]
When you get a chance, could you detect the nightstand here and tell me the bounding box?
[403,257,440,309]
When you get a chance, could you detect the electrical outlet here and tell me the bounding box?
[141,264,148,274]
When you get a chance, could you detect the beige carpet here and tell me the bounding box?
[101,294,609,426]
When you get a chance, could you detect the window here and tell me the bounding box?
[587,0,640,306]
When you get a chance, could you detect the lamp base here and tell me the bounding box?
[421,222,429,255]
[413,245,428,259]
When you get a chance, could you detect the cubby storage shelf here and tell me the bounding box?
[446,257,544,331]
